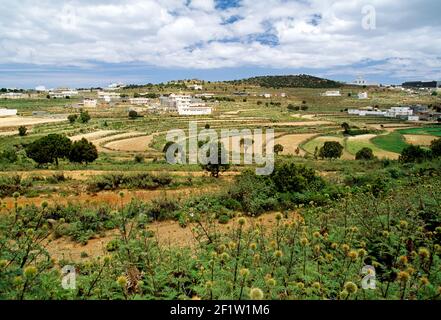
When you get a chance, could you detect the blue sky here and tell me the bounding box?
[0,0,440,88]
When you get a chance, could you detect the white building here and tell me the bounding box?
[358,92,369,100]
[49,89,78,98]
[407,116,419,121]
[107,82,125,91]
[0,108,18,117]
[83,99,97,108]
[262,93,272,98]
[188,84,203,91]
[160,94,212,115]
[129,97,150,105]
[322,90,341,97]
[35,85,48,92]
[385,107,413,118]
[98,91,120,102]
[280,93,287,98]
[0,92,24,99]
[347,109,385,116]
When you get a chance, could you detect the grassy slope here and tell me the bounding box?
[371,131,408,153]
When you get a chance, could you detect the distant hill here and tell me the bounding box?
[226,74,343,88]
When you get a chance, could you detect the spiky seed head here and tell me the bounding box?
[344,282,358,294]
[117,275,127,287]
[397,271,410,282]
[24,266,37,278]
[249,287,264,300]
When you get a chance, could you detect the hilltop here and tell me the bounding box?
[226,74,343,88]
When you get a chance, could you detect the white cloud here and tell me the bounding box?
[0,0,440,80]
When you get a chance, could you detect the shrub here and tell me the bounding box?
[134,154,144,163]
[128,110,138,119]
[18,126,27,136]
[68,114,78,124]
[78,110,91,123]
[25,134,72,166]
[68,138,98,164]
[270,161,324,193]
[319,141,344,159]
[274,144,284,155]
[218,215,230,224]
[430,138,441,157]
[399,145,431,163]
[356,147,375,160]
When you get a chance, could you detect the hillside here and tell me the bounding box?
[227,74,343,88]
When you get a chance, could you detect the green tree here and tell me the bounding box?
[25,134,72,166]
[274,144,284,155]
[270,161,324,193]
[355,147,375,160]
[18,126,27,136]
[319,141,344,160]
[430,138,441,157]
[432,91,438,96]
[78,110,91,123]
[201,142,230,178]
[399,145,431,163]
[68,114,78,124]
[68,138,98,164]
[128,110,138,119]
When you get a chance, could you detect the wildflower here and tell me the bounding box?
[359,241,366,248]
[344,282,358,294]
[312,282,321,290]
[435,244,441,255]
[348,250,358,261]
[205,281,213,289]
[350,226,358,233]
[274,250,283,259]
[249,287,264,300]
[325,253,333,262]
[104,255,112,263]
[398,255,408,265]
[420,277,430,286]
[253,253,260,264]
[410,251,418,259]
[358,249,367,257]
[331,243,338,250]
[250,243,257,250]
[418,248,430,260]
[382,230,390,237]
[238,217,246,226]
[266,278,276,287]
[218,244,226,252]
[399,220,409,229]
[0,260,7,269]
[314,245,321,255]
[340,290,349,299]
[228,241,236,250]
[397,271,410,282]
[220,252,230,261]
[210,251,217,259]
[341,244,350,253]
[435,226,441,234]
[24,266,37,278]
[406,267,416,276]
[313,231,321,239]
[13,276,23,285]
[270,240,277,248]
[275,213,283,221]
[300,237,309,247]
[13,192,20,199]
[296,282,305,290]
[117,276,127,287]
[240,268,250,278]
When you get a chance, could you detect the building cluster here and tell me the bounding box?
[348,105,439,122]
[159,94,212,115]
[0,108,18,117]
[48,89,79,99]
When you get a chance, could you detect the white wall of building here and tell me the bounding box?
[0,108,18,116]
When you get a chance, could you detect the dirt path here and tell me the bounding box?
[46,211,300,262]
[69,130,118,142]
[0,116,67,129]
[404,134,438,146]
[275,133,318,156]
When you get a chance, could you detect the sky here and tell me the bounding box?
[0,0,440,88]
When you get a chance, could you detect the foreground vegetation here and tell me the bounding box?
[1,157,440,300]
